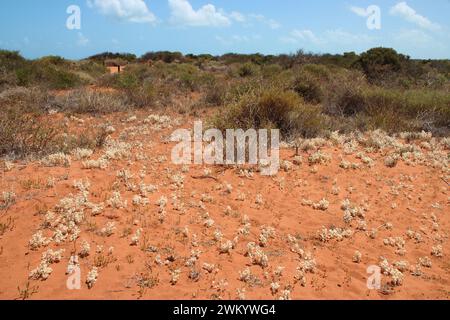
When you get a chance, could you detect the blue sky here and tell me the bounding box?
[0,0,449,59]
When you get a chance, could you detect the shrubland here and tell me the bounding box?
[0,47,448,158]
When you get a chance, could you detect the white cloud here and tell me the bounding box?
[168,0,230,27]
[230,11,246,22]
[393,29,434,47]
[248,14,281,29]
[281,29,375,46]
[216,34,261,46]
[77,32,89,46]
[284,29,322,45]
[390,2,440,31]
[350,6,369,17]
[87,0,157,24]
[325,29,374,44]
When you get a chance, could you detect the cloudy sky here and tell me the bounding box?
[0,0,449,59]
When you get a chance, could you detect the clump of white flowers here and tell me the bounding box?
[378,257,404,286]
[1,191,16,208]
[281,160,293,172]
[339,160,360,170]
[384,154,399,168]
[278,289,291,300]
[239,267,253,283]
[82,158,109,170]
[270,282,280,294]
[312,199,329,211]
[99,222,116,237]
[236,191,246,201]
[139,183,157,197]
[130,228,142,246]
[341,199,366,224]
[202,263,216,273]
[29,261,53,280]
[431,245,443,257]
[170,269,181,285]
[383,236,406,256]
[29,231,51,250]
[219,240,234,254]
[352,251,362,263]
[319,226,353,242]
[236,288,246,300]
[73,179,91,192]
[72,148,93,160]
[418,256,432,268]
[247,242,269,268]
[259,226,276,247]
[255,194,264,205]
[86,267,98,289]
[132,195,149,206]
[40,153,71,167]
[106,191,127,209]
[41,249,64,264]
[308,151,331,165]
[79,240,90,258]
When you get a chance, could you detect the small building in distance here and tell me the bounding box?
[105,59,127,74]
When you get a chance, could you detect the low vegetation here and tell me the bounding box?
[0,47,448,158]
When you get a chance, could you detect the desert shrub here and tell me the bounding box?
[140,51,184,63]
[291,64,334,104]
[12,58,84,89]
[77,60,107,78]
[261,64,283,78]
[354,47,408,83]
[213,85,327,138]
[0,103,107,157]
[292,75,324,104]
[114,72,140,89]
[237,63,259,78]
[88,52,137,63]
[0,86,50,113]
[0,51,28,87]
[355,87,450,133]
[0,104,60,157]
[124,81,155,108]
[56,89,129,114]
[203,78,227,106]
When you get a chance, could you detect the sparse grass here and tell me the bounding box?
[0,217,15,236]
[17,281,39,300]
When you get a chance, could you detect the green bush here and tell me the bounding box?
[354,47,408,83]
[213,85,327,138]
[237,63,259,77]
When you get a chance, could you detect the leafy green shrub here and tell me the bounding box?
[354,47,408,83]
[124,81,155,108]
[237,63,259,77]
[291,64,334,104]
[213,85,327,138]
[292,75,324,104]
[140,51,184,63]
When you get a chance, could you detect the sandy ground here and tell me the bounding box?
[0,110,449,300]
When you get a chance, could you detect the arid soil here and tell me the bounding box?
[0,109,449,300]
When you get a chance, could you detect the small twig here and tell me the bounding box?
[191,175,219,182]
[441,178,450,186]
